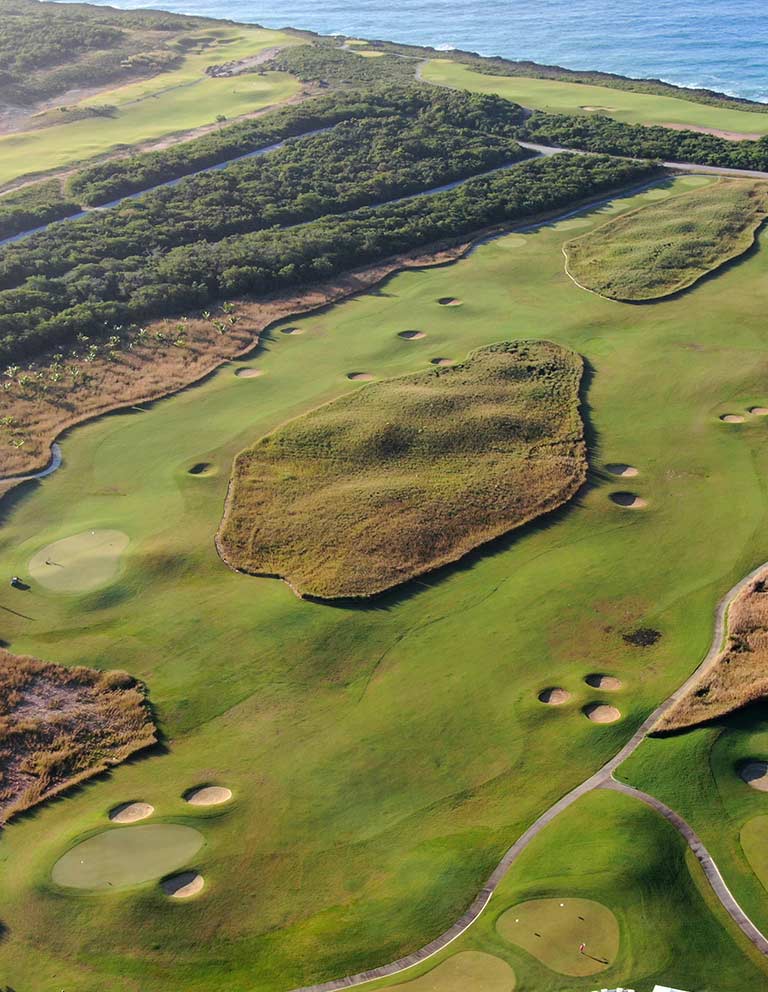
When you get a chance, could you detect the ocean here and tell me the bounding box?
[86,0,768,103]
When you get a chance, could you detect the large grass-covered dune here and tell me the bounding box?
[217,340,587,598]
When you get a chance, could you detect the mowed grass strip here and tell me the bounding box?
[218,340,586,599]
[564,179,768,301]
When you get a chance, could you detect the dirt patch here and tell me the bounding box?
[605,463,638,477]
[398,330,426,340]
[430,357,454,366]
[583,703,621,723]
[538,687,570,705]
[109,801,154,823]
[162,870,205,898]
[721,414,745,423]
[235,368,264,378]
[609,491,647,508]
[659,122,761,142]
[585,674,622,691]
[740,761,768,791]
[347,372,374,381]
[184,785,232,806]
[437,297,462,306]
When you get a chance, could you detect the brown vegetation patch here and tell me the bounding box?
[0,648,156,824]
[235,367,264,378]
[538,687,571,705]
[656,572,768,732]
[609,491,647,508]
[623,627,661,647]
[109,801,154,823]
[398,330,426,340]
[583,703,621,724]
[162,870,204,898]
[218,340,587,599]
[585,674,622,691]
[740,761,768,791]
[605,463,638,477]
[721,414,745,423]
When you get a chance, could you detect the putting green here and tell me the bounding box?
[740,816,768,891]
[496,897,619,976]
[51,824,204,891]
[386,951,515,990]
[28,529,129,593]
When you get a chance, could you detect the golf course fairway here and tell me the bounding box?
[3,173,768,991]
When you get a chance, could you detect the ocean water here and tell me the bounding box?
[89,0,768,102]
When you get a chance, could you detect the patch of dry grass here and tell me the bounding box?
[218,339,586,599]
[0,648,156,823]
[656,572,768,732]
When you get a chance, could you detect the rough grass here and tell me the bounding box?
[656,571,768,732]
[218,340,586,598]
[0,649,156,823]
[563,179,768,300]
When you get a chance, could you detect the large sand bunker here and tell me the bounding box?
[721,414,745,423]
[184,785,232,806]
[585,674,622,691]
[740,761,768,791]
[235,368,264,378]
[605,463,638,477]
[538,687,571,705]
[609,492,647,508]
[398,330,426,340]
[162,870,205,898]
[583,703,621,723]
[437,297,462,306]
[749,407,768,416]
[52,824,203,890]
[29,529,130,594]
[109,801,154,823]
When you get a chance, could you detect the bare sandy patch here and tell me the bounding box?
[585,674,622,691]
[430,357,454,366]
[347,372,374,381]
[235,368,264,378]
[740,761,768,791]
[605,463,638,477]
[109,801,154,823]
[749,407,768,415]
[583,703,621,724]
[280,326,304,335]
[437,297,462,306]
[184,785,232,806]
[161,870,205,898]
[609,491,647,508]
[721,414,745,423]
[538,687,571,705]
[581,105,616,112]
[398,330,426,340]
[660,122,761,142]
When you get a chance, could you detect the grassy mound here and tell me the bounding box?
[0,649,156,823]
[218,340,586,598]
[564,179,768,300]
[656,572,768,732]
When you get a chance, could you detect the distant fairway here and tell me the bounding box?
[564,179,768,300]
[29,529,129,593]
[52,824,204,890]
[421,60,768,134]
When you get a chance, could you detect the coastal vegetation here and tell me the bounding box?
[266,42,416,87]
[564,179,768,300]
[218,340,586,598]
[0,179,79,240]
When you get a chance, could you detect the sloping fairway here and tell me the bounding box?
[740,815,768,893]
[29,529,129,593]
[52,823,203,890]
[385,951,515,990]
[496,897,618,976]
[218,341,586,598]
[564,179,768,300]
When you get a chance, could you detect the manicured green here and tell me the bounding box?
[386,951,515,991]
[740,815,768,891]
[52,823,204,890]
[28,529,129,593]
[422,59,768,134]
[4,174,768,990]
[564,179,768,300]
[0,27,300,187]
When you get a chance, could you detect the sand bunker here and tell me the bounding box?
[109,801,154,824]
[430,357,454,366]
[605,463,638,477]
[52,824,203,891]
[609,492,647,508]
[580,105,616,112]
[162,870,204,898]
[585,674,622,691]
[184,785,232,806]
[538,687,571,705]
[583,703,621,723]
[188,462,212,475]
[29,529,130,594]
[235,368,264,378]
[740,761,768,791]
[721,414,745,423]
[437,297,462,306]
[749,407,768,415]
[398,330,426,340]
[280,326,303,335]
[347,372,374,381]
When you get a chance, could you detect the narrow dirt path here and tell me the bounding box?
[288,561,768,992]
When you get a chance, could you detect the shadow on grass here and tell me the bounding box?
[651,697,768,739]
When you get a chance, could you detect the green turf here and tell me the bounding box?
[564,179,768,300]
[0,27,300,187]
[51,823,204,890]
[28,529,129,593]
[421,60,768,134]
[496,897,618,976]
[740,815,768,891]
[219,340,586,598]
[385,951,515,991]
[4,173,768,990]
